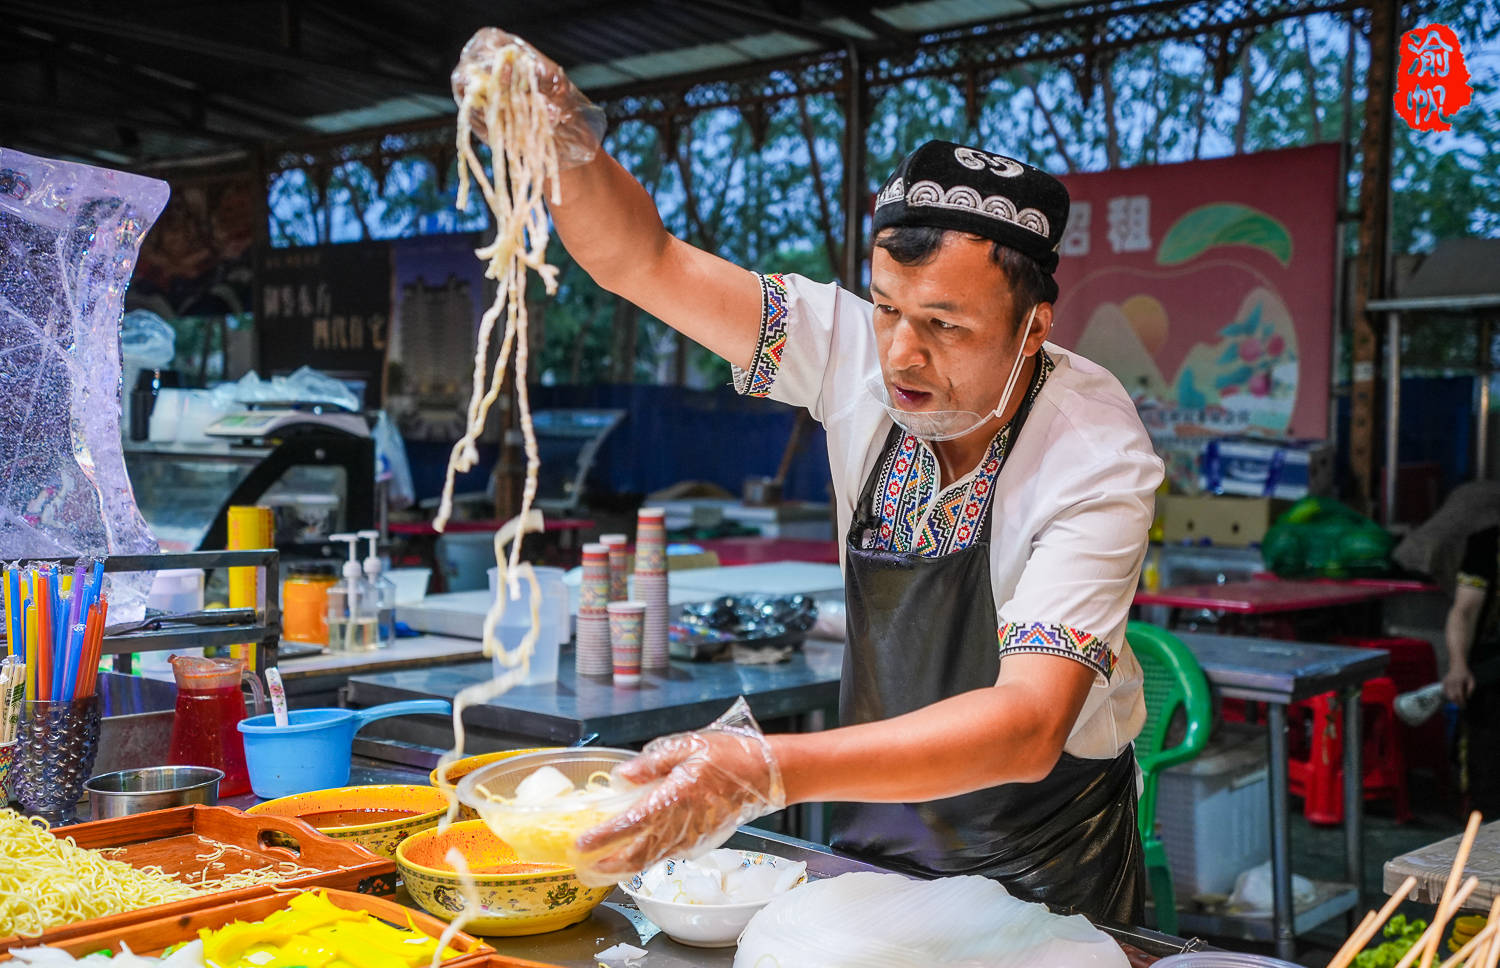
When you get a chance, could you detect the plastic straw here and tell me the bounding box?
[3,569,13,659]
[23,600,36,703]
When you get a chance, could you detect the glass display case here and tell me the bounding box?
[125,441,362,553]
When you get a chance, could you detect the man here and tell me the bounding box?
[456,31,1163,922]
[1442,526,1500,815]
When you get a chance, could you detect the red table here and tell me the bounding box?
[1134,578,1400,613]
[1133,576,1431,637]
[694,537,840,566]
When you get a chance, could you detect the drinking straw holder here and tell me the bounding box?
[12,694,102,823]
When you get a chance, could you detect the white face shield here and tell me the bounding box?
[867,303,1038,442]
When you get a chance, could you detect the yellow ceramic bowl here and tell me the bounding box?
[429,748,553,820]
[397,820,611,936]
[247,784,449,858]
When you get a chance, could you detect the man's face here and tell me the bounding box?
[869,233,1030,420]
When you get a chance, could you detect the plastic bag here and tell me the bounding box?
[121,309,176,367]
[0,149,167,620]
[209,366,360,411]
[733,872,1128,968]
[1227,861,1316,915]
[1261,497,1394,578]
[373,411,415,510]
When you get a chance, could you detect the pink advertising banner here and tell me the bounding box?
[1050,145,1341,478]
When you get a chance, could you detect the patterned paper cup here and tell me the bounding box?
[608,602,647,685]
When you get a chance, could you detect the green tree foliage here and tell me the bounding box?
[266,6,1499,383]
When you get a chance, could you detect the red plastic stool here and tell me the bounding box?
[1333,636,1448,788]
[1287,676,1413,825]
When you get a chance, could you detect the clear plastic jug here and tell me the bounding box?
[167,655,266,797]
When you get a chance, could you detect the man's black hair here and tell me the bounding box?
[873,225,1060,327]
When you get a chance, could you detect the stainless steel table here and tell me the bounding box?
[344,639,844,747]
[474,828,1196,967]
[346,640,844,840]
[1175,632,1389,960]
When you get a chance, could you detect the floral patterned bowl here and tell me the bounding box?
[428,748,552,820]
[246,784,448,858]
[397,820,611,936]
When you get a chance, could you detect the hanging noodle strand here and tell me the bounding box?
[432,39,565,961]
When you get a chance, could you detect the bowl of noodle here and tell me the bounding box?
[455,748,652,875]
[430,747,553,819]
[397,819,611,936]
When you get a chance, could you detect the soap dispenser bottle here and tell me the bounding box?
[326,533,376,652]
[359,529,397,648]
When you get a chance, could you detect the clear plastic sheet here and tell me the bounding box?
[208,365,360,411]
[0,149,169,619]
[733,872,1130,968]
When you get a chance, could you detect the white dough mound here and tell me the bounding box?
[733,872,1128,968]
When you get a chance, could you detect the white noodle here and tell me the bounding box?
[431,39,563,963]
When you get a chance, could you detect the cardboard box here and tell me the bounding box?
[1199,437,1334,500]
[1161,494,1291,547]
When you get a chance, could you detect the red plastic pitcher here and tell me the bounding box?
[167,655,266,797]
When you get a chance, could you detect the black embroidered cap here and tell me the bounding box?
[871,140,1070,274]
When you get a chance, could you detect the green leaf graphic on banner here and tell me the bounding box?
[1156,204,1293,266]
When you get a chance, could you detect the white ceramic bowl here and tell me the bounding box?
[620,850,808,948]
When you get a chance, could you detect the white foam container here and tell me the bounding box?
[1155,726,1270,897]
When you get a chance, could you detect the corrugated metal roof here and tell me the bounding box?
[0,0,1090,168]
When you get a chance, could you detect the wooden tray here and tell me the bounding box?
[64,804,398,896]
[8,887,493,962]
[0,805,397,952]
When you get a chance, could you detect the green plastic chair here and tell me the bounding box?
[1127,620,1213,938]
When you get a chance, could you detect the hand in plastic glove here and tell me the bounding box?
[451,27,607,170]
[574,698,786,882]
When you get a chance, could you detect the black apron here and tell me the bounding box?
[830,417,1145,925]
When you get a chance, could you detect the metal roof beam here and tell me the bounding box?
[0,1,448,91]
[4,28,307,137]
[660,0,868,47]
[0,99,262,146]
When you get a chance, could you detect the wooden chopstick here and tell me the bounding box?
[1438,923,1497,968]
[1420,813,1485,968]
[1397,877,1481,968]
[1328,876,1420,968]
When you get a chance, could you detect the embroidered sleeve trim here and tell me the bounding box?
[1457,571,1490,590]
[731,273,791,398]
[998,621,1115,681]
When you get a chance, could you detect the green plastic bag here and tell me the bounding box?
[1261,497,1395,578]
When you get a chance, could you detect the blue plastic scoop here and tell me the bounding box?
[239,699,452,798]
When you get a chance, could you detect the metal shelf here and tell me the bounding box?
[1165,879,1359,945]
[15,549,282,672]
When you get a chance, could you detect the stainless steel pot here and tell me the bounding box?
[84,765,223,819]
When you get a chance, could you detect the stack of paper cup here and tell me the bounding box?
[634,507,670,670]
[608,601,646,686]
[599,534,630,602]
[576,543,612,677]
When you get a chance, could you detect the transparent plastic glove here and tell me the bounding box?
[574,697,785,884]
[451,27,607,170]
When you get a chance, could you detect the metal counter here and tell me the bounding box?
[344,639,845,748]
[416,827,1196,968]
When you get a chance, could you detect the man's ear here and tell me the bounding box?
[1025,303,1053,355]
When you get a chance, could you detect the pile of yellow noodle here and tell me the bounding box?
[0,809,197,937]
[0,811,331,937]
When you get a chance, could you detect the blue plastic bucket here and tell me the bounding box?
[238,700,451,799]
